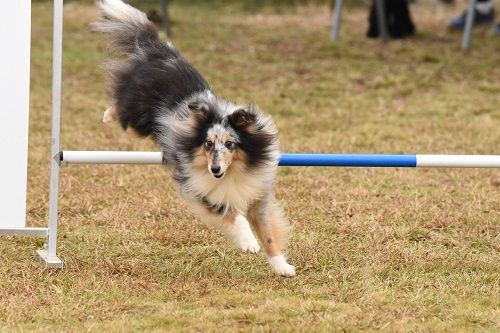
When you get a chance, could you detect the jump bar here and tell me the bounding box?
[59,151,500,168]
[60,151,163,165]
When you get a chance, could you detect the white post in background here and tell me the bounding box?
[462,0,477,50]
[331,0,343,41]
[37,0,64,268]
[374,0,389,42]
[0,1,31,229]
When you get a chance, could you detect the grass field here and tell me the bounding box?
[1,1,499,332]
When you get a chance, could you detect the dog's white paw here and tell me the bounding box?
[268,255,296,277]
[227,215,260,253]
[238,235,261,253]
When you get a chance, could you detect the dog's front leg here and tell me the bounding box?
[247,197,295,277]
[188,201,260,253]
[221,214,261,253]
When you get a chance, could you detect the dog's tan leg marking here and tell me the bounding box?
[126,126,141,138]
[248,199,295,276]
[103,106,118,123]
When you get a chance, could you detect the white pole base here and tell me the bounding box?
[36,249,63,269]
[0,227,48,236]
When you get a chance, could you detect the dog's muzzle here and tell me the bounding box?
[210,165,224,178]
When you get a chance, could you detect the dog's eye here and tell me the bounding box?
[205,140,213,148]
[225,141,235,149]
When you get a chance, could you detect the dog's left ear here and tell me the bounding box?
[188,100,210,125]
[228,108,257,129]
[188,100,209,113]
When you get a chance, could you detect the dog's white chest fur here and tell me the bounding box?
[184,164,274,213]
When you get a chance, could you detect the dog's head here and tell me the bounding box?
[179,96,279,179]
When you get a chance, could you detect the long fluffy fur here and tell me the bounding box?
[94,0,295,276]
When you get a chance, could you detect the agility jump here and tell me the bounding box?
[59,151,500,168]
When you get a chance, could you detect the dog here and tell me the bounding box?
[93,0,295,276]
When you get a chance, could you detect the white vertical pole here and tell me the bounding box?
[375,0,389,42]
[331,0,343,41]
[160,0,172,37]
[38,0,63,267]
[462,0,476,50]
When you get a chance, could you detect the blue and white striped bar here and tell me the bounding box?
[279,154,500,168]
[60,151,500,168]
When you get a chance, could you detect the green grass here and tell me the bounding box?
[1,1,499,332]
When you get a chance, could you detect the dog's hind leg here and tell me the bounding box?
[102,105,141,138]
[126,126,142,138]
[103,106,118,123]
[248,197,295,277]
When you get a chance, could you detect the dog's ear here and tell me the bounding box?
[188,100,209,113]
[228,108,257,129]
[188,100,210,124]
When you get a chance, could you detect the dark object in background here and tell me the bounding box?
[367,0,415,39]
[147,9,163,24]
[146,0,172,37]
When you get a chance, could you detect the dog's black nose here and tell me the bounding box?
[211,166,221,174]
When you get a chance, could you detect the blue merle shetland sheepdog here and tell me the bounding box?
[93,0,295,276]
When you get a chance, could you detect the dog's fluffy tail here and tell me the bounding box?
[92,0,160,57]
